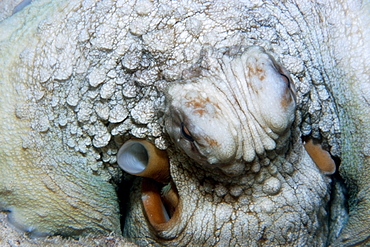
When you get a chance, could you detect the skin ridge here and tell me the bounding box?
[0,0,367,246]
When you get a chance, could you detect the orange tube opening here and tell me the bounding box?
[141,178,180,232]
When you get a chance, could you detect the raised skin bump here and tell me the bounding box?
[166,46,296,175]
[1,0,367,245]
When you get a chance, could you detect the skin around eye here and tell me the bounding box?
[181,122,194,142]
[166,46,296,168]
[280,73,291,89]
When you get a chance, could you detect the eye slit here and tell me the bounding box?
[280,73,291,89]
[280,72,297,103]
[181,122,194,142]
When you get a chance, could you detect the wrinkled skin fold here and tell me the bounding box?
[124,46,332,246]
[0,0,369,246]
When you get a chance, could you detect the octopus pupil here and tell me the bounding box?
[181,122,194,142]
[280,73,291,88]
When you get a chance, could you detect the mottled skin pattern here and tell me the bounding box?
[0,0,369,246]
[124,46,331,246]
[166,47,297,169]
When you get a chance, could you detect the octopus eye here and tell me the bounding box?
[280,73,291,89]
[279,71,296,102]
[180,122,194,142]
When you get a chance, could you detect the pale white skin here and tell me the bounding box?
[0,0,369,246]
[166,47,296,175]
[123,46,331,246]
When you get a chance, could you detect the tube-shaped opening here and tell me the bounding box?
[117,139,170,183]
[141,178,180,233]
[117,141,149,174]
[304,138,336,175]
[117,139,180,235]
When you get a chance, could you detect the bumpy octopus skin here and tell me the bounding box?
[166,47,296,174]
[123,47,331,246]
[1,0,369,246]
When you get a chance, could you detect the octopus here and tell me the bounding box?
[0,0,369,246]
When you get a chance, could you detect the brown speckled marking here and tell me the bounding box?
[280,87,293,109]
[194,109,206,116]
[185,96,221,114]
[185,96,210,108]
[256,66,266,81]
[248,65,266,81]
[204,136,219,147]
